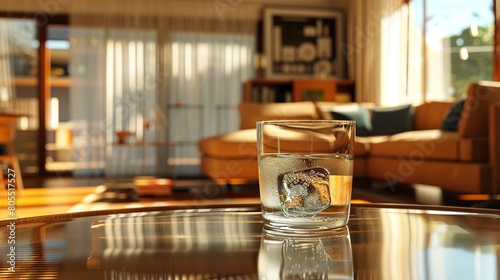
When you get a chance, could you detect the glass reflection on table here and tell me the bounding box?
[85,209,262,278]
[259,227,353,279]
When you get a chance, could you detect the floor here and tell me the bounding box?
[2,175,498,220]
[21,175,417,204]
[21,175,500,208]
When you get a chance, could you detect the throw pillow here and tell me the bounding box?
[330,105,373,136]
[371,104,413,135]
[441,99,465,131]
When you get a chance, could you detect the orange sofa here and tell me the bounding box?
[198,81,500,195]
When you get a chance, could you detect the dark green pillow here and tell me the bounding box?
[330,106,373,136]
[441,99,465,131]
[371,104,413,135]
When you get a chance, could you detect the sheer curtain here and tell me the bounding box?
[0,20,16,112]
[68,1,256,177]
[347,0,423,106]
[166,32,254,175]
[69,26,158,176]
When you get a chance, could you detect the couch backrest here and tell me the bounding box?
[317,101,452,131]
[314,101,376,120]
[413,101,453,130]
[238,101,319,129]
[238,100,458,131]
[458,81,500,138]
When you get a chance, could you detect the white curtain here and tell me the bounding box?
[69,27,159,176]
[167,33,254,175]
[347,0,423,106]
[68,2,256,177]
[0,20,16,112]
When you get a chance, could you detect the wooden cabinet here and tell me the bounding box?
[243,78,355,103]
[243,78,292,103]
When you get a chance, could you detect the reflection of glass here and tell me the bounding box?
[258,227,353,279]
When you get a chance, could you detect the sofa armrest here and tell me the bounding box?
[490,103,500,194]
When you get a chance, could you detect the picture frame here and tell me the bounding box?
[263,7,344,79]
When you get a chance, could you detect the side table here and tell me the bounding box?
[0,113,24,194]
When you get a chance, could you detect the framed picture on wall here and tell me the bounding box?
[263,7,344,79]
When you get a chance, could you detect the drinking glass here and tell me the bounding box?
[257,120,355,233]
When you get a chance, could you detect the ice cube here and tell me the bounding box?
[281,239,331,279]
[278,167,331,217]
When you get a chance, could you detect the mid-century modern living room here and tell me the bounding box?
[1,0,499,217]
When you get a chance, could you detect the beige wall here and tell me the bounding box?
[2,0,352,78]
[0,0,349,20]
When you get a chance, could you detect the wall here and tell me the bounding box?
[0,0,349,20]
[5,0,352,123]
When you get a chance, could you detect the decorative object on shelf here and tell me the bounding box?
[243,78,355,103]
[143,120,151,142]
[293,79,336,102]
[255,53,267,78]
[263,7,344,79]
[116,130,130,144]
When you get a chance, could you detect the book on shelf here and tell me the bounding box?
[250,85,293,103]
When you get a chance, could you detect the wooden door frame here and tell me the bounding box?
[0,12,69,176]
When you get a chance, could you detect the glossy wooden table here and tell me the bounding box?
[0,203,499,279]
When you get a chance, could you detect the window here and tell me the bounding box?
[415,0,494,101]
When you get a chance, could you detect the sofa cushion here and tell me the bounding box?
[353,137,370,157]
[200,156,259,180]
[201,155,368,181]
[368,130,460,161]
[260,122,354,154]
[314,101,376,120]
[329,105,373,136]
[239,101,319,129]
[441,99,465,131]
[459,81,500,138]
[199,127,369,158]
[370,104,413,135]
[367,157,491,194]
[198,129,257,159]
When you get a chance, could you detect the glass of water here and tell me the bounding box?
[257,120,355,234]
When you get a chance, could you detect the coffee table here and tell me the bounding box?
[0,203,499,279]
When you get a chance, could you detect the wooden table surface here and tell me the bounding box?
[0,187,97,220]
[0,204,498,279]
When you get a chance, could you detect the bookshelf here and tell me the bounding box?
[13,76,72,175]
[243,78,355,103]
[243,78,293,103]
[14,77,71,88]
